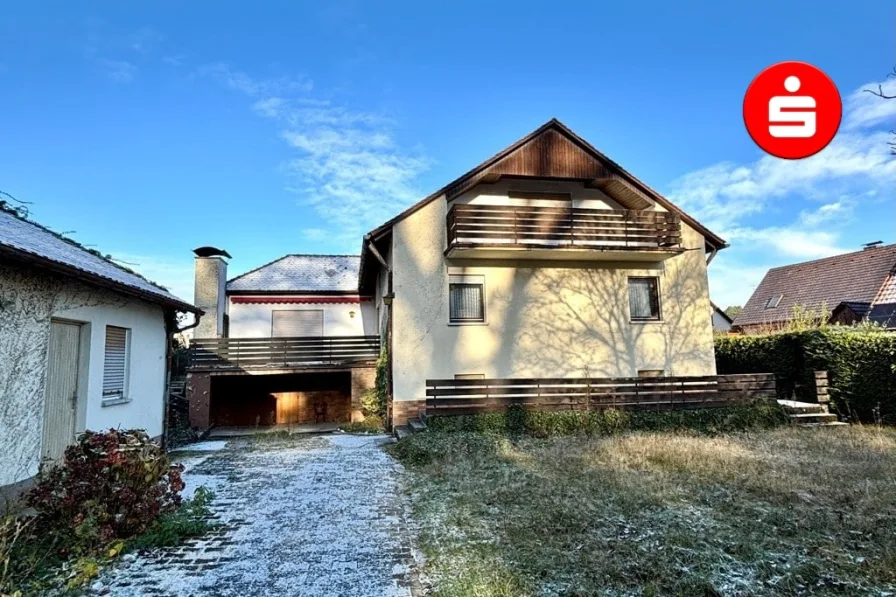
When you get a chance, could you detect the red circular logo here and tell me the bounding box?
[743,61,842,159]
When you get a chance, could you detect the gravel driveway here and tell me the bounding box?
[98,433,420,596]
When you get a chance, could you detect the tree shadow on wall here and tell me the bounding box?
[504,256,711,379]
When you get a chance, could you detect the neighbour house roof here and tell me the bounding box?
[711,302,734,325]
[733,244,896,329]
[227,254,362,294]
[358,118,727,290]
[0,207,200,313]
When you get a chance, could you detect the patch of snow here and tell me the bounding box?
[172,440,229,452]
[101,434,418,596]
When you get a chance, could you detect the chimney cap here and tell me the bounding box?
[862,241,884,250]
[193,246,232,259]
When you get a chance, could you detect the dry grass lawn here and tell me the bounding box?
[394,426,896,596]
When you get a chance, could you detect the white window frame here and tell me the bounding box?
[102,325,131,402]
[448,274,487,325]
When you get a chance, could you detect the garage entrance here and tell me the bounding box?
[209,371,352,427]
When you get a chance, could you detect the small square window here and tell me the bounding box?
[628,277,661,321]
[449,275,485,323]
[765,295,783,309]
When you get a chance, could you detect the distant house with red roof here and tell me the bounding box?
[733,243,896,334]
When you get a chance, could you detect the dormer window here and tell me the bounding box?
[765,295,783,309]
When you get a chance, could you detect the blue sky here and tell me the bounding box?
[1,1,894,308]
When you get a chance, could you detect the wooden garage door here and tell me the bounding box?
[42,320,82,463]
[271,310,324,337]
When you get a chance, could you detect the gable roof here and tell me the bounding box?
[363,118,727,247]
[711,301,734,325]
[0,207,199,313]
[227,254,361,294]
[359,119,727,287]
[733,244,896,328]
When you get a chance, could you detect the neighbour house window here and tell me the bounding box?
[449,275,486,323]
[628,277,661,321]
[765,295,783,309]
[102,326,130,400]
[272,310,324,337]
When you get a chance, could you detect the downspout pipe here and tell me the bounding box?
[162,310,202,449]
[366,236,395,427]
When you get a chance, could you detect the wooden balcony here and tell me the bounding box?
[188,336,380,371]
[446,204,683,261]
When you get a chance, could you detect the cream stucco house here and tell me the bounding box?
[187,120,727,429]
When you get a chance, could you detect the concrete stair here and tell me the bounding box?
[778,399,845,427]
[393,411,428,440]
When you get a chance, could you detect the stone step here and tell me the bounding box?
[790,412,840,425]
[783,404,829,415]
[778,399,829,415]
[393,425,412,440]
[408,418,427,433]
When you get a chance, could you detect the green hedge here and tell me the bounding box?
[425,402,789,438]
[715,328,896,423]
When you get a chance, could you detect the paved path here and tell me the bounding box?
[98,434,420,597]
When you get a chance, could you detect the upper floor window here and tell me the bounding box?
[449,275,486,323]
[765,295,783,309]
[103,325,130,399]
[629,277,661,321]
[272,310,324,337]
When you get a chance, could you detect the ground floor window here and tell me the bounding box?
[449,275,485,323]
[103,325,130,399]
[628,277,661,321]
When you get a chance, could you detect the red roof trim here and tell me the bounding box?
[231,295,373,305]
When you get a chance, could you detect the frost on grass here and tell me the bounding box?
[99,434,419,597]
[399,428,896,596]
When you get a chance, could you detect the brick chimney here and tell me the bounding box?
[193,247,231,338]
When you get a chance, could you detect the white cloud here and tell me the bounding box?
[844,77,896,130]
[99,59,137,82]
[668,77,896,306]
[208,66,429,249]
[200,63,313,97]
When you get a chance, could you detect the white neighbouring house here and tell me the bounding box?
[0,206,201,496]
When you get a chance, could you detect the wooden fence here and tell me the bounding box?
[189,335,380,370]
[425,374,777,416]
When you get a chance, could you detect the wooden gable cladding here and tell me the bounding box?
[444,128,654,211]
[445,128,613,200]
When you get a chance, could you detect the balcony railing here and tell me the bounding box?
[446,204,682,254]
[188,335,380,370]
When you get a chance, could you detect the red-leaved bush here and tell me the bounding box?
[25,429,185,554]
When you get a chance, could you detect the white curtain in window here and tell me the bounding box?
[450,284,484,321]
[629,278,658,319]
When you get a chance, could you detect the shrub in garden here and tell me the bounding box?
[425,402,789,438]
[25,429,185,556]
[716,327,896,423]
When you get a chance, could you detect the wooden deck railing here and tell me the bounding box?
[189,335,380,370]
[446,204,682,252]
[425,374,777,416]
